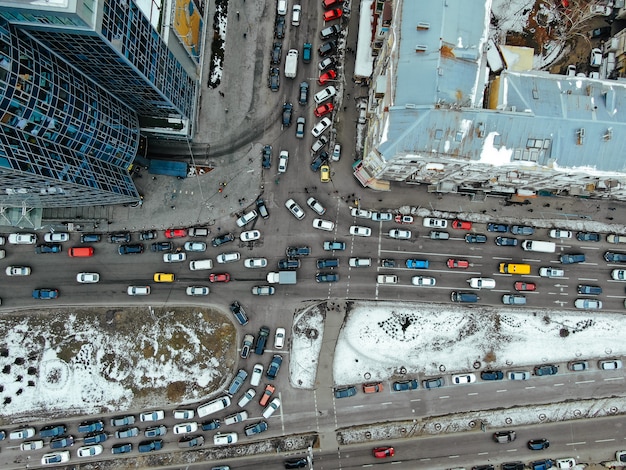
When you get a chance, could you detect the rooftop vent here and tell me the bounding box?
[416,23,430,30]
[576,128,585,146]
[415,45,428,53]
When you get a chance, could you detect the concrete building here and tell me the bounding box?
[354,0,626,200]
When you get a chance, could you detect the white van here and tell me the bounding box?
[189,259,213,271]
[521,240,556,253]
[197,396,231,418]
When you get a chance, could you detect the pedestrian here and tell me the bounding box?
[236,11,239,19]
[217,227,221,231]
[243,33,247,38]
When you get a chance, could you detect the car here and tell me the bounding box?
[394,215,413,224]
[349,225,371,237]
[411,276,436,286]
[377,274,397,284]
[604,251,626,262]
[465,233,487,243]
[599,359,623,370]
[138,230,157,241]
[163,252,186,262]
[240,230,261,242]
[320,24,341,39]
[306,197,326,215]
[164,228,187,239]
[209,273,230,283]
[502,294,526,305]
[311,219,334,233]
[256,197,269,218]
[111,443,132,454]
[186,286,209,296]
[528,438,550,450]
[310,152,329,172]
[138,439,163,453]
[612,269,626,280]
[285,457,309,469]
[320,164,331,182]
[311,117,332,137]
[554,458,576,469]
[318,70,337,86]
[452,373,476,385]
[296,82,310,107]
[261,145,272,169]
[10,427,35,440]
[323,241,345,251]
[423,377,444,389]
[590,4,612,15]
[50,435,74,449]
[277,0,287,14]
[216,252,240,263]
[539,267,564,278]
[40,425,67,438]
[452,219,472,230]
[406,259,429,269]
[549,229,572,239]
[577,231,600,241]
[510,225,534,235]
[244,421,268,437]
[111,415,135,427]
[153,272,174,282]
[201,420,220,432]
[495,236,518,246]
[331,143,341,161]
[236,209,258,228]
[422,217,448,228]
[447,258,469,269]
[314,86,337,104]
[282,102,293,127]
[492,430,517,444]
[267,355,283,379]
[450,291,479,303]
[314,102,334,117]
[118,243,144,255]
[184,241,206,252]
[534,364,558,376]
[392,379,418,391]
[618,451,626,463]
[373,446,394,458]
[287,246,312,256]
[144,425,167,438]
[285,199,305,220]
[6,266,31,276]
[468,277,495,289]
[568,361,588,371]
[481,370,504,380]
[41,451,71,465]
[35,243,62,254]
[431,231,450,240]
[178,435,204,448]
[514,281,536,291]
[127,285,150,296]
[173,422,198,435]
[278,258,301,269]
[214,432,238,446]
[244,258,267,269]
[78,420,103,434]
[115,427,139,439]
[349,257,371,267]
[174,409,194,420]
[508,371,530,380]
[252,285,276,295]
[574,298,602,309]
[388,229,411,239]
[316,272,339,282]
[318,57,335,71]
[608,234,626,244]
[322,0,343,7]
[275,15,286,39]
[278,150,289,173]
[44,232,69,242]
[302,42,312,63]
[590,47,603,67]
[318,40,337,56]
[295,117,305,138]
[76,444,103,457]
[334,386,357,398]
[271,42,282,64]
[323,7,343,21]
[362,382,383,393]
[487,223,509,232]
[258,382,276,407]
[32,288,59,299]
[237,388,256,408]
[8,233,36,244]
[255,326,271,355]
[82,430,107,445]
[140,410,164,422]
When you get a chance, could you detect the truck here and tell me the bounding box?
[266,271,297,284]
[148,159,188,178]
[284,49,298,78]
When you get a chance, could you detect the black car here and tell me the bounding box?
[211,233,235,247]
[118,243,144,255]
[150,241,172,252]
[284,457,308,469]
[84,431,107,444]
[282,102,293,127]
[392,379,418,391]
[255,326,270,355]
[271,42,282,64]
[382,259,396,268]
[501,463,524,470]
[138,439,163,453]
[527,438,549,450]
[201,419,220,431]
[495,236,518,246]
[318,41,336,56]
[268,67,280,92]
[139,230,157,240]
[35,243,62,254]
[244,421,268,436]
[230,301,249,326]
[50,435,74,449]
[577,231,600,241]
[112,443,132,454]
[262,145,272,169]
[278,258,301,270]
[109,232,131,243]
[480,370,504,380]
[275,16,285,39]
[534,364,558,376]
[310,152,329,172]
[298,81,309,105]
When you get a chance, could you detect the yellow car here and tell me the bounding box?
[320,164,330,183]
[154,272,175,282]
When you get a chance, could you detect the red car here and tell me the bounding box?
[323,8,343,22]
[322,0,343,8]
[318,69,337,85]
[165,228,187,238]
[372,447,394,458]
[515,281,536,291]
[259,384,275,406]
[314,103,334,118]
[209,273,230,283]
[447,258,469,269]
[451,219,472,230]
[362,382,383,393]
[394,215,414,224]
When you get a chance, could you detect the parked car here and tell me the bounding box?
[262,145,272,169]
[282,102,293,127]
[599,359,623,370]
[278,150,289,173]
[311,117,332,137]
[151,242,172,252]
[32,288,59,300]
[534,364,558,376]
[495,236,518,246]
[574,298,602,309]
[487,223,508,232]
[145,425,167,438]
[549,229,572,239]
[271,42,282,64]
[493,430,516,443]
[334,386,357,398]
[508,371,530,380]
[481,370,504,380]
[510,225,534,235]
[392,379,419,391]
[230,301,249,326]
[111,415,135,427]
[138,439,163,453]
[577,231,600,241]
[266,355,283,380]
[285,199,305,220]
[450,291,478,303]
[318,40,337,56]
[373,447,394,458]
[35,243,62,254]
[323,241,345,251]
[109,232,131,243]
[244,421,268,437]
[388,229,411,239]
[423,377,445,389]
[44,232,69,242]
[465,233,487,243]
[452,219,472,230]
[111,443,132,454]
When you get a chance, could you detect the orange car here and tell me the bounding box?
[363,382,383,393]
[259,384,276,407]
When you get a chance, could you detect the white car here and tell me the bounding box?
[349,258,371,267]
[223,411,248,425]
[277,0,287,15]
[236,210,258,228]
[389,229,411,239]
[612,269,626,280]
[184,241,206,252]
[173,422,198,435]
[307,197,326,215]
[10,427,35,439]
[600,359,623,370]
[291,4,301,25]
[274,327,286,349]
[8,233,36,244]
[186,286,210,296]
[549,229,572,239]
[173,409,194,420]
[77,445,103,457]
[574,298,602,309]
[140,410,165,422]
[41,451,70,465]
[250,363,263,387]
[237,388,256,408]
[127,285,150,296]
[539,267,565,278]
[262,398,281,418]
[351,208,373,219]
[6,266,31,276]
[411,276,436,286]
[252,285,275,295]
[377,274,398,284]
[214,432,238,446]
[468,277,496,289]
[285,199,305,220]
[311,117,332,137]
[554,458,576,469]
[278,150,288,173]
[314,86,337,104]
[163,252,186,263]
[76,272,99,283]
[216,252,240,263]
[43,232,69,242]
[452,373,476,385]
[20,440,44,451]
[311,135,328,153]
[332,143,341,161]
[244,258,267,268]
[372,212,393,221]
[240,230,261,241]
[350,225,371,237]
[422,217,448,228]
[313,218,335,231]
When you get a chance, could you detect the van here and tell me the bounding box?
[197,396,231,418]
[68,246,94,257]
[499,263,531,275]
[189,259,213,271]
[521,240,556,253]
[577,285,602,295]
[430,231,450,240]
[80,233,101,243]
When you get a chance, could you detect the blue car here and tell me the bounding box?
[465,234,487,243]
[229,301,249,326]
[487,223,509,232]
[40,425,66,438]
[138,439,163,453]
[111,443,133,454]
[118,243,144,255]
[481,370,504,381]
[266,355,283,380]
[32,288,58,300]
[405,259,429,269]
[423,377,445,389]
[392,379,418,391]
[576,232,600,241]
[244,421,268,437]
[227,369,248,396]
[334,386,357,398]
[84,432,107,445]
[531,460,554,470]
[316,272,339,283]
[527,438,550,450]
[78,421,103,434]
[35,243,62,254]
